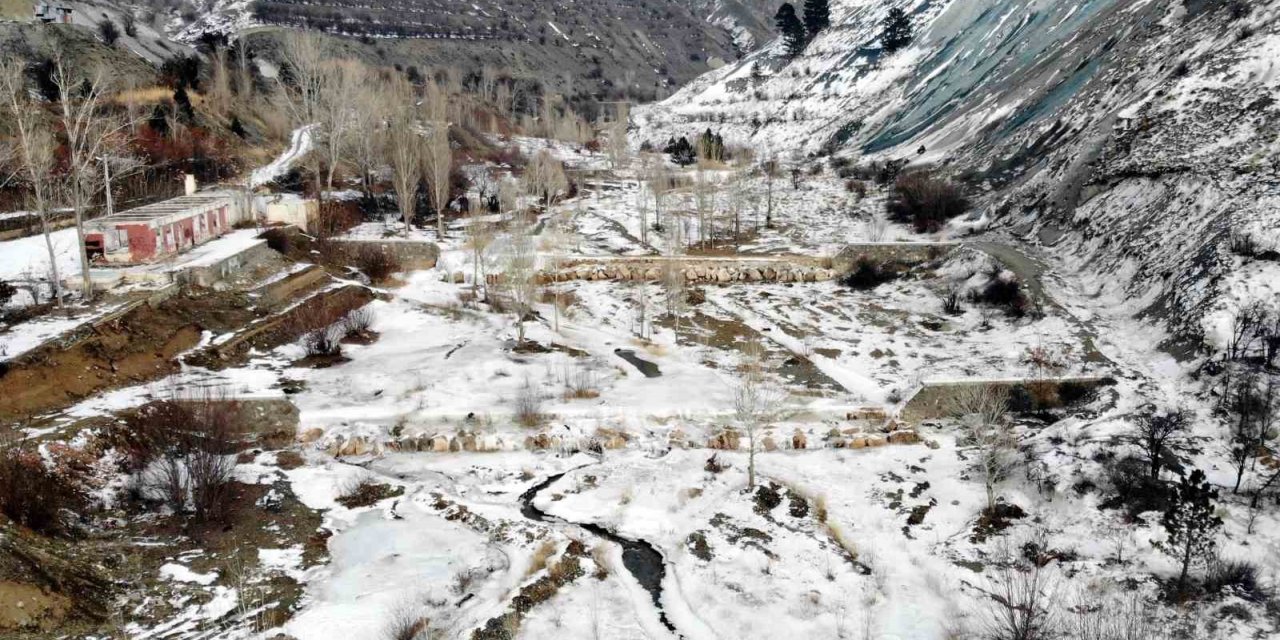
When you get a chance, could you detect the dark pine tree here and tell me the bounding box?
[230,115,248,138]
[149,105,170,135]
[775,3,806,59]
[173,86,195,124]
[881,7,913,53]
[1159,469,1223,597]
[803,0,830,41]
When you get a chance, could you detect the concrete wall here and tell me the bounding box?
[178,241,277,287]
[334,239,440,270]
[253,265,328,309]
[898,376,1113,422]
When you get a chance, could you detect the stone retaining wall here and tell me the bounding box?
[540,257,837,284]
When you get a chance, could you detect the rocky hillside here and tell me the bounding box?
[638,0,1280,353]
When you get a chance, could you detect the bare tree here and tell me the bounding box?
[276,31,330,199]
[498,175,521,219]
[692,167,714,249]
[735,337,784,490]
[422,123,452,238]
[1062,590,1158,640]
[1226,301,1268,360]
[662,227,688,332]
[1127,407,1190,481]
[761,156,779,228]
[1227,374,1274,493]
[317,59,365,195]
[382,79,421,236]
[0,58,63,305]
[524,149,568,211]
[971,532,1059,640]
[351,75,390,199]
[949,384,1015,511]
[464,196,494,301]
[53,57,130,299]
[645,157,671,232]
[504,212,538,344]
[606,102,630,170]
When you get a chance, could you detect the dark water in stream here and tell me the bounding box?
[519,472,679,635]
[613,349,662,378]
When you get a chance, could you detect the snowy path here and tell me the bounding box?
[250,124,316,188]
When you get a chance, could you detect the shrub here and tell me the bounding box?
[942,286,963,314]
[972,273,1028,317]
[0,439,84,536]
[315,201,363,238]
[303,328,343,358]
[349,245,401,283]
[262,228,291,253]
[1102,456,1172,517]
[1203,559,1264,601]
[122,395,246,523]
[336,476,403,508]
[341,307,375,335]
[1058,380,1094,405]
[886,172,969,233]
[838,258,895,290]
[121,13,136,37]
[514,377,542,427]
[98,20,120,46]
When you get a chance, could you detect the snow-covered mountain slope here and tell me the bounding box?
[638,0,1280,351]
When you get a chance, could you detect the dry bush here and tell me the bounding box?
[590,545,611,580]
[314,200,363,238]
[384,601,430,640]
[342,306,376,335]
[303,327,343,358]
[123,393,246,523]
[0,437,84,536]
[348,245,402,283]
[336,475,402,509]
[515,377,543,427]
[562,361,601,399]
[887,172,970,233]
[526,540,558,578]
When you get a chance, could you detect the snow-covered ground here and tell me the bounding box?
[11,136,1280,640]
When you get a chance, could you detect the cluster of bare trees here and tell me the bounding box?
[1,54,136,301]
[275,33,458,237]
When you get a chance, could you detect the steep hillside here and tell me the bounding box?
[638,0,1280,352]
[164,0,779,103]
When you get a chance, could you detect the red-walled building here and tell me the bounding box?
[84,191,243,265]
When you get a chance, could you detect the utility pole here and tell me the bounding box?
[99,156,114,217]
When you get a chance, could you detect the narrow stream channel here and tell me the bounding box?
[518,472,681,636]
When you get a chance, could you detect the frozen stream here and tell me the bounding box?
[519,471,681,636]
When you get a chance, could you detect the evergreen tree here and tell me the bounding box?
[665,136,697,166]
[775,3,806,59]
[1158,469,1223,596]
[173,86,195,123]
[803,0,830,41]
[881,7,913,53]
[230,115,248,138]
[149,104,169,135]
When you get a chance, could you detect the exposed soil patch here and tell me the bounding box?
[0,302,205,420]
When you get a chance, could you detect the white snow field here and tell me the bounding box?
[8,135,1279,640]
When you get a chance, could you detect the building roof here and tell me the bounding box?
[90,191,239,227]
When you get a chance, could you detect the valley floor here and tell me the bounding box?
[3,149,1277,640]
